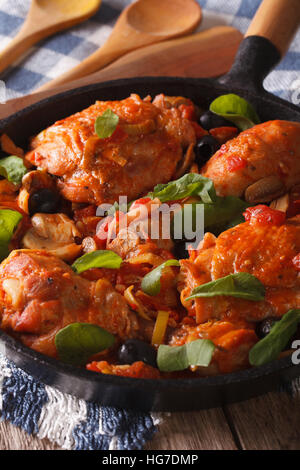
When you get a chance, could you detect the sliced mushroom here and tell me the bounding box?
[120,119,156,136]
[153,94,193,109]
[244,175,285,204]
[22,170,55,193]
[82,236,97,253]
[18,170,57,214]
[18,188,30,213]
[22,213,82,262]
[270,193,290,212]
[174,143,195,178]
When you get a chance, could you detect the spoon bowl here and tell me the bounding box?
[127,0,202,35]
[0,0,102,76]
[36,0,202,92]
[37,0,101,19]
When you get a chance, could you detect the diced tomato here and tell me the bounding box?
[243,205,286,225]
[87,361,161,379]
[292,254,300,271]
[114,210,126,223]
[179,104,196,121]
[86,362,101,373]
[94,215,113,248]
[190,121,208,139]
[227,155,247,172]
[209,126,238,145]
[130,197,152,210]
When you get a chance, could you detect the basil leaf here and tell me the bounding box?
[0,209,23,261]
[72,250,122,274]
[95,109,119,139]
[157,339,215,372]
[209,94,260,131]
[55,323,115,366]
[249,309,300,367]
[203,196,248,229]
[174,195,248,239]
[0,155,27,183]
[141,259,180,296]
[149,173,217,204]
[186,273,265,301]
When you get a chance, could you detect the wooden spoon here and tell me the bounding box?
[0,0,102,75]
[36,0,202,92]
[0,26,242,119]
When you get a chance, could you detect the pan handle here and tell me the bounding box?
[218,0,300,91]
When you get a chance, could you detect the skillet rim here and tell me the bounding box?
[0,75,300,410]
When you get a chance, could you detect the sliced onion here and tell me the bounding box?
[124,285,151,321]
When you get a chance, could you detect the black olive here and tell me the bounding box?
[29,188,60,215]
[199,110,236,131]
[118,339,157,368]
[195,135,220,166]
[256,317,279,339]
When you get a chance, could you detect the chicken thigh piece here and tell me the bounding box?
[0,250,138,357]
[201,120,300,203]
[169,320,258,375]
[25,94,196,205]
[179,213,300,324]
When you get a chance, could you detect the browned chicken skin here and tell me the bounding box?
[202,120,300,202]
[179,215,300,324]
[0,250,138,357]
[25,94,196,205]
[169,320,258,375]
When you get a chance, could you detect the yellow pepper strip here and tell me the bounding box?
[124,285,151,321]
[151,310,170,346]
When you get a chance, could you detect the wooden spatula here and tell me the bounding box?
[0,26,243,119]
[0,0,102,75]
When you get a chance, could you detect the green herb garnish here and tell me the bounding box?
[95,109,119,139]
[0,209,23,261]
[209,93,260,131]
[148,173,217,204]
[157,339,215,372]
[186,273,265,301]
[72,250,122,274]
[55,323,115,366]
[141,259,180,296]
[0,155,27,184]
[249,309,300,367]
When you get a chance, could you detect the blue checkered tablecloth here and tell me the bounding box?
[0,0,299,102]
[0,0,299,451]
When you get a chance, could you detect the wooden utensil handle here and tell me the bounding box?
[0,30,36,75]
[246,0,300,56]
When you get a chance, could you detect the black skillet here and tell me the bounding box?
[0,0,300,412]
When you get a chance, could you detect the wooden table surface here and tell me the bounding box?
[1,387,300,450]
